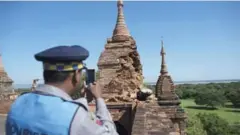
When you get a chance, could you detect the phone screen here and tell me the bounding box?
[86,69,95,85]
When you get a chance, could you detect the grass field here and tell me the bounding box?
[181,99,240,123]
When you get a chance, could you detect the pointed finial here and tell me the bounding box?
[160,39,168,75]
[118,0,123,7]
[112,0,130,40]
[161,37,165,55]
[161,39,164,49]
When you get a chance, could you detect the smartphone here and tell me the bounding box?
[86,69,95,85]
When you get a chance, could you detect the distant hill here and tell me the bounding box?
[146,79,240,85]
[14,80,44,89]
[13,79,240,89]
[14,84,31,89]
[14,84,44,89]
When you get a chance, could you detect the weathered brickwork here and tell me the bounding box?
[96,1,187,135]
[0,55,13,93]
[97,0,143,103]
[1,1,187,135]
[132,103,147,135]
[131,102,186,135]
[131,41,187,135]
[107,103,134,135]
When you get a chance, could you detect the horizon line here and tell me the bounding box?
[14,78,240,85]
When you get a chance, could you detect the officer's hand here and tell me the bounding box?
[79,82,87,98]
[89,82,102,99]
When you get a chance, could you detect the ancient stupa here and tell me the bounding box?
[155,40,181,105]
[0,54,13,92]
[132,41,187,135]
[96,1,186,134]
[98,0,143,102]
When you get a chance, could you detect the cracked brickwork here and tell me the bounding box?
[96,1,187,135]
[98,0,143,103]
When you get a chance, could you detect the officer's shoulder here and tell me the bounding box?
[34,45,89,62]
[69,100,88,111]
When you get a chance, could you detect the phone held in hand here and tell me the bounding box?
[85,69,95,102]
[85,69,95,85]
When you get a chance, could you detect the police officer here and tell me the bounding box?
[6,45,119,135]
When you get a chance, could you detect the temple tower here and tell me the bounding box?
[97,0,143,102]
[0,54,13,92]
[132,41,186,135]
[155,40,180,105]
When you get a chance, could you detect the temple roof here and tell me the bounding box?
[98,50,119,66]
[112,0,131,38]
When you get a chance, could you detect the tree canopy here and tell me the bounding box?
[174,82,240,108]
[194,88,226,109]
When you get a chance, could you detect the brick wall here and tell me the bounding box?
[0,101,12,114]
[131,102,186,135]
[132,103,147,135]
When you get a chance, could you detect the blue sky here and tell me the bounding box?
[0,1,240,84]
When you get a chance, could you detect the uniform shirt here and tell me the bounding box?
[35,84,119,135]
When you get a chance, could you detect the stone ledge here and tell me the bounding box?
[157,100,181,106]
[131,104,146,135]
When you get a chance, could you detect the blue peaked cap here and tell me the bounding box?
[34,45,89,63]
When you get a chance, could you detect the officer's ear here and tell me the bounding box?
[71,70,78,86]
[75,70,81,83]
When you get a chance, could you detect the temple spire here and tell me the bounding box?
[112,0,130,39]
[0,54,4,72]
[160,40,168,75]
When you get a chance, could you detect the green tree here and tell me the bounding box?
[182,89,196,99]
[229,122,240,135]
[175,89,183,99]
[195,89,226,109]
[18,88,31,94]
[186,114,207,135]
[197,113,230,135]
[225,88,240,107]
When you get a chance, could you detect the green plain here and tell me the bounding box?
[181,99,240,124]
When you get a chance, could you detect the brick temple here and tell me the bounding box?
[96,1,187,135]
[0,54,13,93]
[0,54,17,113]
[131,41,186,135]
[0,0,187,134]
[98,0,143,102]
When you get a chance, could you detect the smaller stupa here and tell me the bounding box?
[155,40,180,105]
